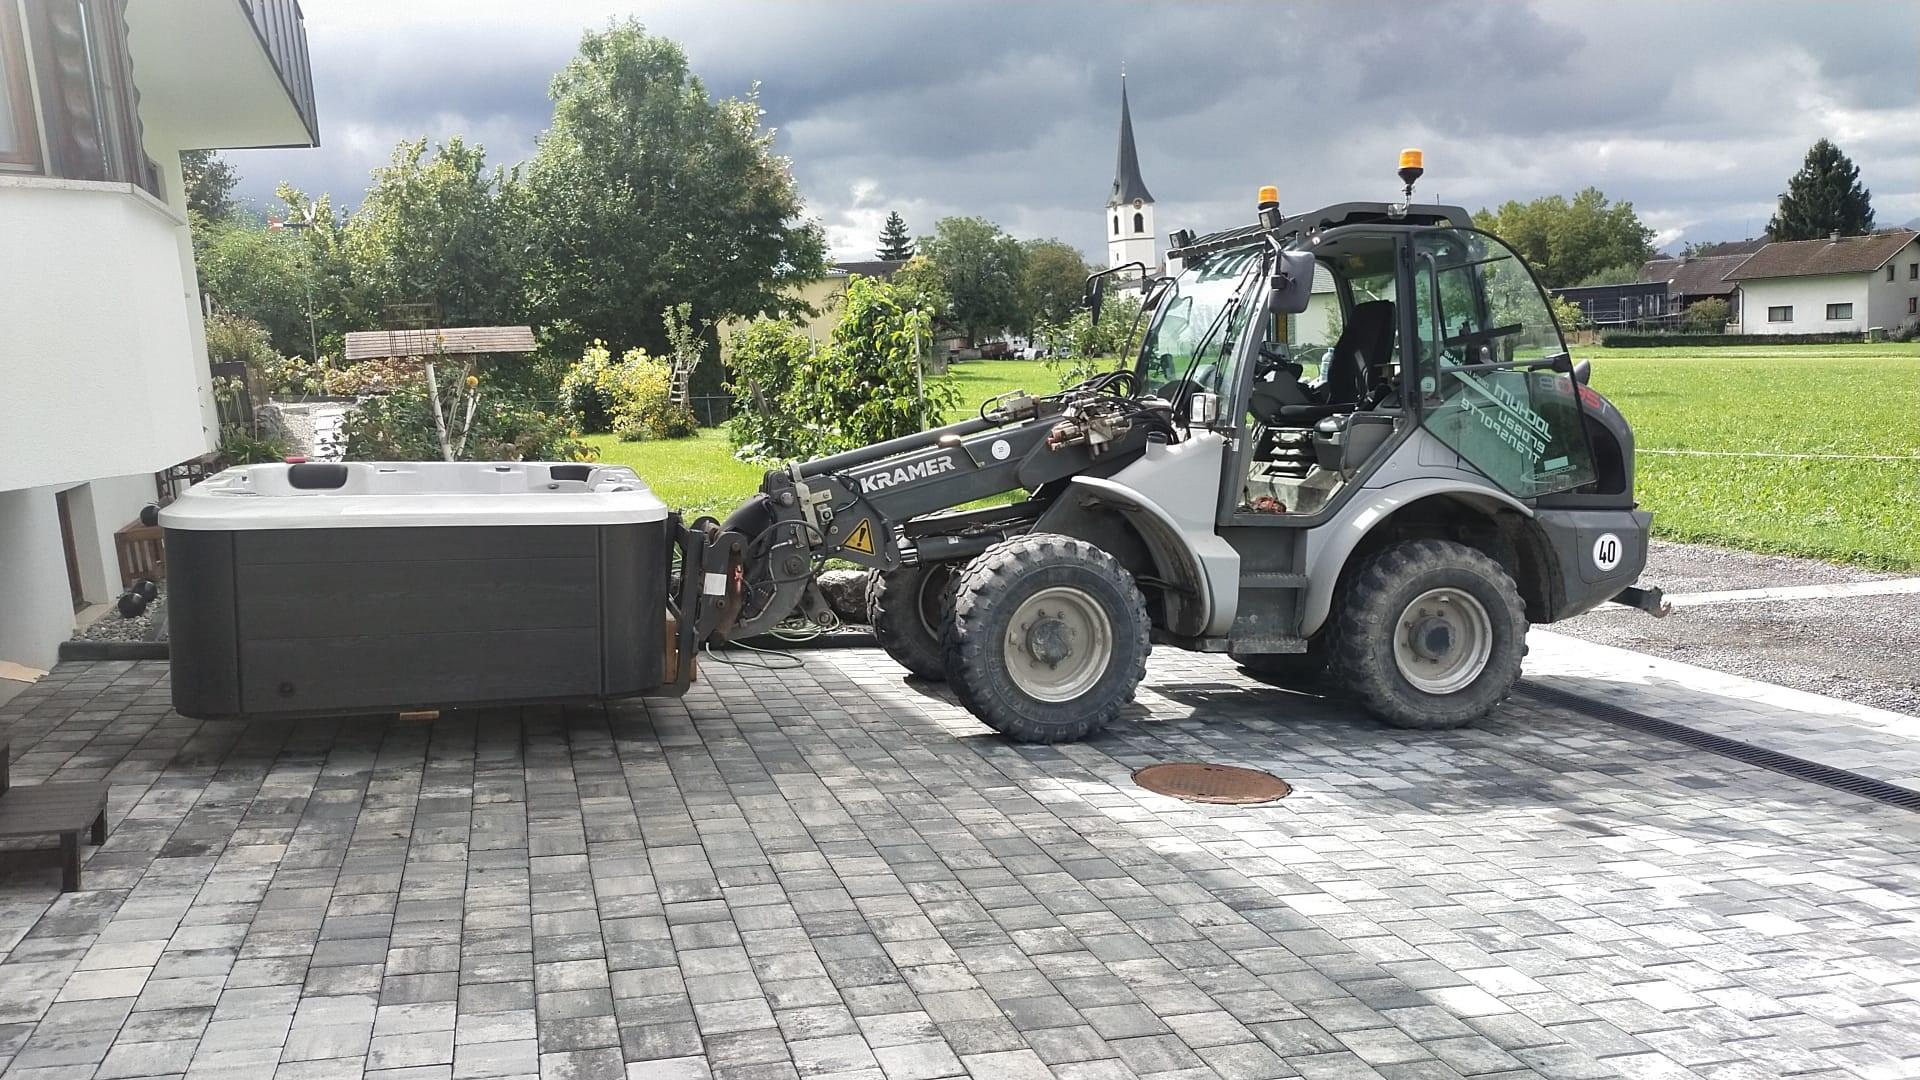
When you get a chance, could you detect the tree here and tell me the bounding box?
[180,150,238,220]
[346,137,525,330]
[918,216,1025,345]
[877,211,914,261]
[1019,239,1091,332]
[1767,138,1875,241]
[1573,261,1642,287]
[521,20,827,368]
[1473,188,1655,289]
[793,276,954,453]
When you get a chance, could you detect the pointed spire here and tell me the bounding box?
[1109,73,1152,208]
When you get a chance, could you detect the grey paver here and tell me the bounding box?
[2,653,1919,1080]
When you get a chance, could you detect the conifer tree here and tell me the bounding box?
[1767,139,1875,241]
[877,211,915,261]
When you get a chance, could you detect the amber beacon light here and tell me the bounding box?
[1398,148,1424,198]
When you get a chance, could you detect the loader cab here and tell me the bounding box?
[1137,217,1595,528]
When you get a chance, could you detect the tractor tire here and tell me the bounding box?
[944,534,1149,743]
[869,562,958,681]
[1327,538,1526,730]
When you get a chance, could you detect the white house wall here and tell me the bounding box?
[0,179,214,493]
[1865,238,1920,331]
[1738,273,1870,335]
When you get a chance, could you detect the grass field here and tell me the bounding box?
[1577,342,1920,569]
[591,347,1920,570]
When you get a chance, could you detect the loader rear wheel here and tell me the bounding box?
[945,534,1149,743]
[869,563,957,681]
[1328,538,1526,730]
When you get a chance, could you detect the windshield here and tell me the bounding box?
[1135,245,1263,390]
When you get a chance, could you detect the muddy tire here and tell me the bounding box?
[868,563,958,681]
[1327,539,1526,730]
[944,534,1149,743]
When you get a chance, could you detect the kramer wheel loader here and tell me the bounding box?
[702,157,1665,742]
[164,154,1664,741]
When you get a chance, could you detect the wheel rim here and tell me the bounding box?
[915,565,954,640]
[1392,587,1493,695]
[1004,586,1113,703]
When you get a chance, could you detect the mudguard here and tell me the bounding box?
[1298,477,1534,637]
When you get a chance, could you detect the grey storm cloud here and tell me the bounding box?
[229,0,1920,260]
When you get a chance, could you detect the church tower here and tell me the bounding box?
[1106,74,1156,273]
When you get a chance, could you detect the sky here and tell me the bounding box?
[229,0,1920,262]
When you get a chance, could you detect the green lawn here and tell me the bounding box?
[1577,342,1920,569]
[591,347,1920,570]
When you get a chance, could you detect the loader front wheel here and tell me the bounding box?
[869,563,957,681]
[1327,538,1526,730]
[945,534,1149,743]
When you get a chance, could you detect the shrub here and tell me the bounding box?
[791,276,954,457]
[725,319,814,455]
[1599,330,1868,347]
[206,311,325,397]
[216,424,290,466]
[1036,292,1143,388]
[559,341,625,433]
[1682,298,1731,331]
[1889,318,1920,343]
[1548,294,1586,335]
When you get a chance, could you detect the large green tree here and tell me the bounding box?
[1473,187,1656,289]
[1019,239,1091,332]
[346,137,525,330]
[180,149,239,220]
[521,20,827,363]
[1767,138,1875,241]
[918,216,1025,345]
[877,210,914,261]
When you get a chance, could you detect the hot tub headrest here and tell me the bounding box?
[287,463,350,490]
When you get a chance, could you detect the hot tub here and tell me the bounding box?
[161,461,672,718]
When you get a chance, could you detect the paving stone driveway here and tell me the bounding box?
[1,652,1918,1080]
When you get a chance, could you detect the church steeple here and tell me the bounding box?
[1109,75,1153,207]
[1105,72,1157,272]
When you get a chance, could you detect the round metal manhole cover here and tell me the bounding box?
[1133,763,1291,804]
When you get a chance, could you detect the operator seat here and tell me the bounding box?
[1251,300,1396,425]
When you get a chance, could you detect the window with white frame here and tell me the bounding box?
[1767,305,1792,322]
[1826,303,1852,320]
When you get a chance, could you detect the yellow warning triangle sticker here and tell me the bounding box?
[844,518,876,556]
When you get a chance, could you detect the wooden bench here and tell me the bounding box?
[0,738,110,892]
[114,520,166,589]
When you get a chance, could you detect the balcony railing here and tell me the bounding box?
[238,0,318,146]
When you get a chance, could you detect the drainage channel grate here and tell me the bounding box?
[1134,763,1292,805]
[1518,681,1920,814]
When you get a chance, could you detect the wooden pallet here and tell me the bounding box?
[0,738,110,892]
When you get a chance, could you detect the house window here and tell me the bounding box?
[1890,265,1899,282]
[1825,303,1853,320]
[0,0,157,194]
[1767,306,1792,322]
[1909,296,1917,315]
[1111,214,1118,236]
[1910,263,1918,280]
[1132,212,1144,233]
[0,0,39,169]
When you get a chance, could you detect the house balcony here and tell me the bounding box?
[125,0,320,151]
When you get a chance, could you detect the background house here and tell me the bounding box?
[1725,230,1920,335]
[0,0,319,672]
[1638,248,1757,326]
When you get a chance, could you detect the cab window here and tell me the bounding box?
[1412,229,1594,498]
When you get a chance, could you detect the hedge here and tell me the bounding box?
[1599,331,1869,348]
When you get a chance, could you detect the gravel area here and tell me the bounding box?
[73,585,166,643]
[1556,540,1920,716]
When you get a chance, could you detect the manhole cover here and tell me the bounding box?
[1133,762,1291,804]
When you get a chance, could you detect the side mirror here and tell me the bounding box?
[1572,358,1591,385]
[1267,251,1315,315]
[1086,274,1108,325]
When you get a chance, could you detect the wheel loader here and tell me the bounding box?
[702,158,1665,742]
[162,154,1663,739]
